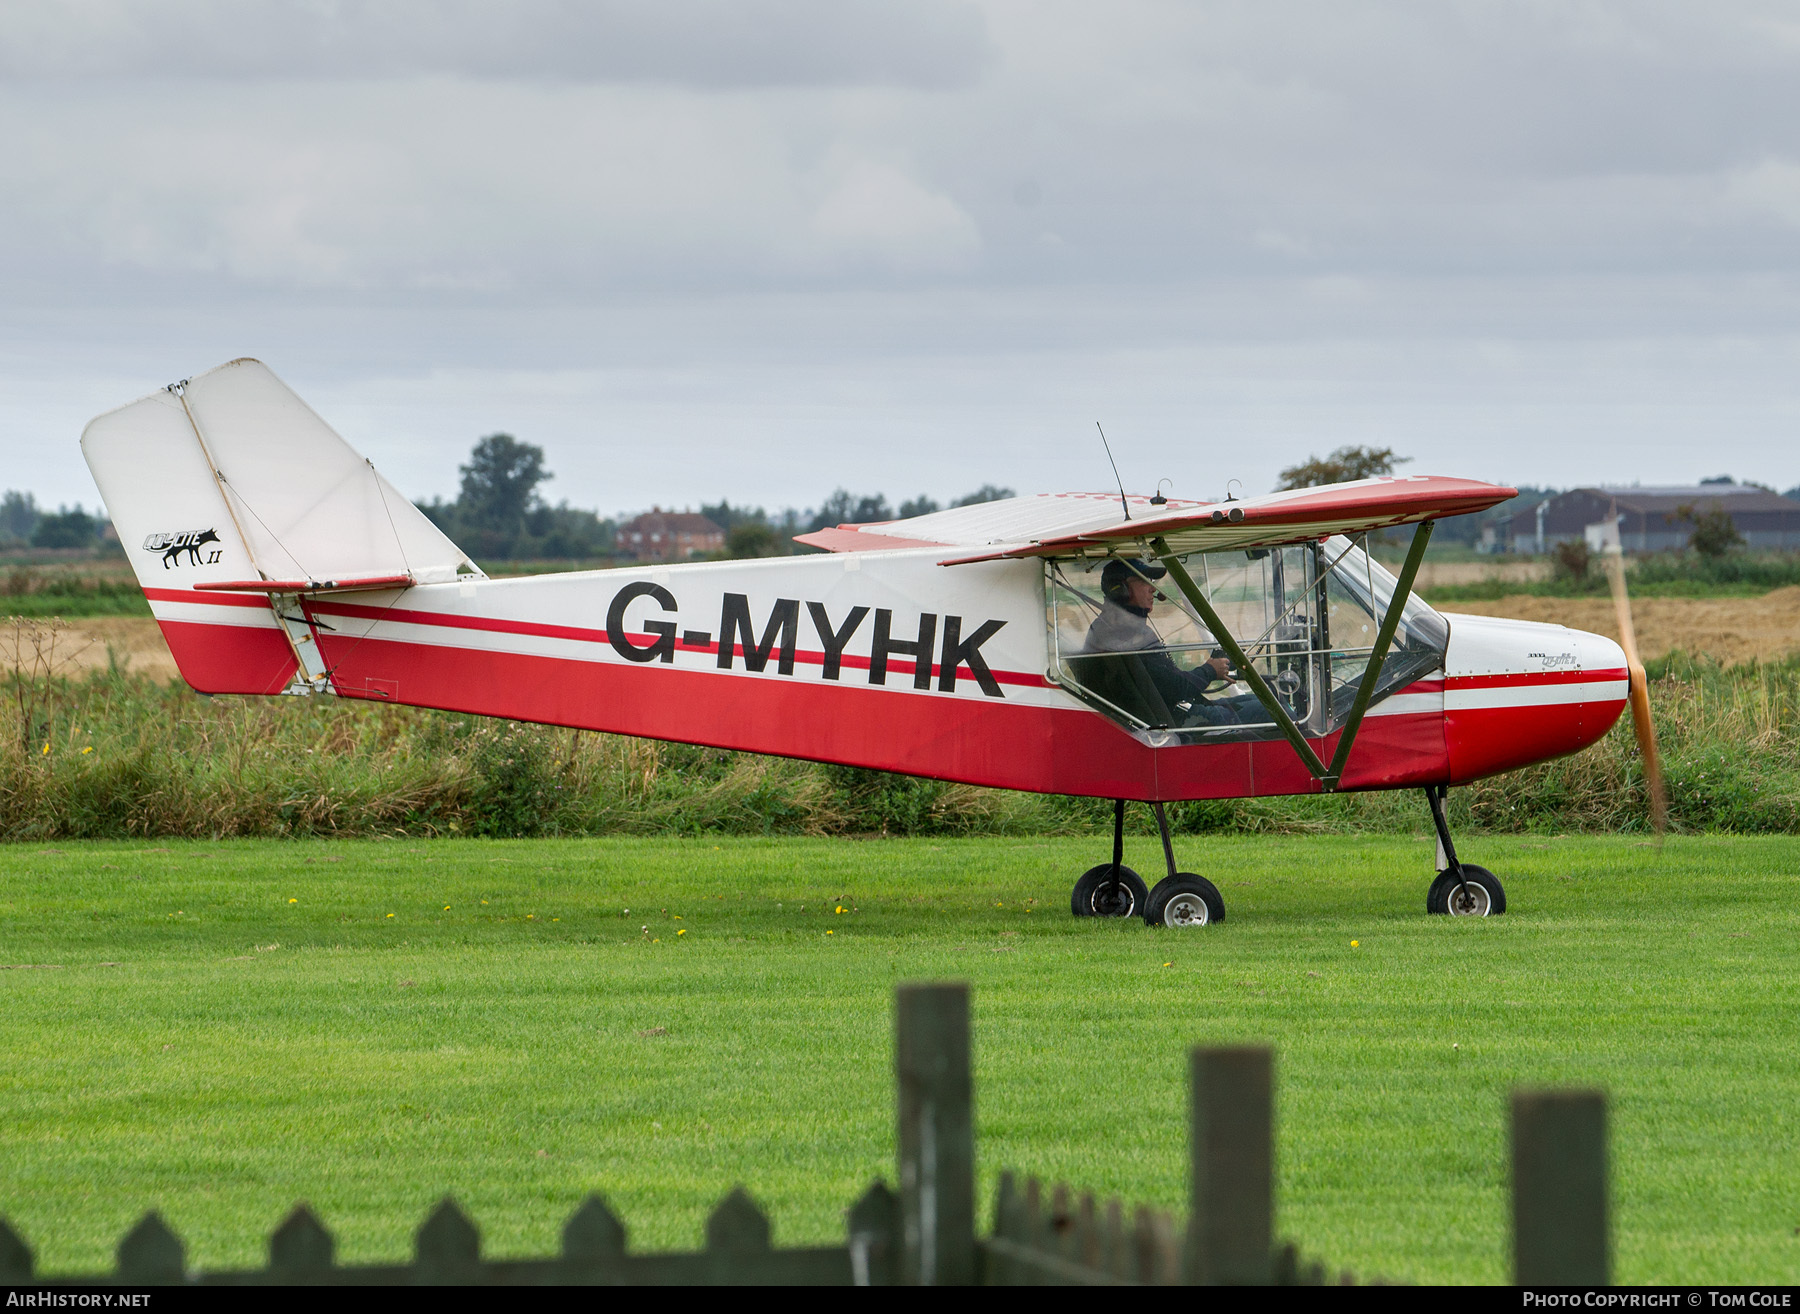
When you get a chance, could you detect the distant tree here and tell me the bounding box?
[1675,501,1744,560]
[1275,446,1409,491]
[700,500,769,535]
[1,490,40,545]
[726,522,779,558]
[1699,475,1735,485]
[458,434,550,541]
[1785,486,1800,503]
[30,505,98,549]
[897,495,940,518]
[807,490,892,533]
[519,502,614,560]
[952,484,1015,506]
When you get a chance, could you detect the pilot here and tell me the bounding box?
[1084,558,1262,727]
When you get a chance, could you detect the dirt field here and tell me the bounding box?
[13,585,1799,687]
[1434,587,1800,666]
[4,617,181,682]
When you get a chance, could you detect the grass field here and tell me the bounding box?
[1,833,1797,1284]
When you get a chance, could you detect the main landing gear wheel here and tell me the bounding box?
[1427,864,1506,917]
[1072,865,1149,918]
[1145,874,1226,928]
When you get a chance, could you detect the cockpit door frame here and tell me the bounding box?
[1151,519,1435,792]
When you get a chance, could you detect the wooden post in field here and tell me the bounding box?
[896,982,975,1285]
[1187,1046,1273,1285]
[1513,1089,1609,1286]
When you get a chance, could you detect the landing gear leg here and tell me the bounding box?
[1424,784,1506,916]
[1071,800,1147,917]
[1144,802,1226,928]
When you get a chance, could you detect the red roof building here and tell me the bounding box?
[620,507,725,561]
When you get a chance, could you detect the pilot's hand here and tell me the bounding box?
[1207,655,1233,680]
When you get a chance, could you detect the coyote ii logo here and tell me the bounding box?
[143,529,223,568]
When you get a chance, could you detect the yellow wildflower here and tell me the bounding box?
[288,898,297,904]
[677,929,686,936]
[1351,940,1360,948]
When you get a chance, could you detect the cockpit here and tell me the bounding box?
[1045,535,1448,746]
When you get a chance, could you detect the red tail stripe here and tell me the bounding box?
[144,587,273,611]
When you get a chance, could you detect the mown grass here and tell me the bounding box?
[5,645,1800,841]
[0,834,1795,1283]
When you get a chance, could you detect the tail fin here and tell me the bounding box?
[80,358,478,694]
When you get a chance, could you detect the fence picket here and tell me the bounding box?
[561,1193,628,1278]
[1049,1183,1075,1261]
[413,1198,480,1285]
[0,1216,32,1282]
[1075,1192,1099,1270]
[1101,1198,1126,1280]
[116,1212,184,1284]
[847,1181,898,1287]
[706,1187,771,1256]
[268,1205,334,1279]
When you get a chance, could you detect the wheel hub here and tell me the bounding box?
[1162,891,1210,927]
[1091,883,1137,917]
[1446,881,1492,917]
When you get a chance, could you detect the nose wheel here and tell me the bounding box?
[1424,785,1507,916]
[1070,800,1224,927]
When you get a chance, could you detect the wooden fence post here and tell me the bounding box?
[1187,1046,1273,1285]
[1513,1089,1608,1286]
[896,981,975,1285]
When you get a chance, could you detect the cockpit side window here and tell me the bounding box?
[1045,537,1447,747]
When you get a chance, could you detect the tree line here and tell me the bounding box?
[7,435,1794,562]
[415,433,1015,561]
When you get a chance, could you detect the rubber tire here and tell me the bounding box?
[1144,874,1226,928]
[1071,865,1148,918]
[1426,864,1506,916]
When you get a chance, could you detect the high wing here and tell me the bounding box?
[792,476,1516,563]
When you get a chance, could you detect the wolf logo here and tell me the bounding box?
[144,528,222,568]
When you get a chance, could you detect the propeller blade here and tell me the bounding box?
[1600,529,1667,835]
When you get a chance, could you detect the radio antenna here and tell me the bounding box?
[1096,421,1130,520]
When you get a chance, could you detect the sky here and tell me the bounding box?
[5,0,1800,519]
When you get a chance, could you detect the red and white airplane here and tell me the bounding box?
[81,359,1639,926]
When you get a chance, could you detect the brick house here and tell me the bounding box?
[620,507,725,561]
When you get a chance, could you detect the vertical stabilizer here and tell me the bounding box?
[79,358,478,695]
[82,382,298,693]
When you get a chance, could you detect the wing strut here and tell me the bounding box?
[1151,520,1434,792]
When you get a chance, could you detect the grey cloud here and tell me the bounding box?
[0,0,992,88]
[8,0,1800,510]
